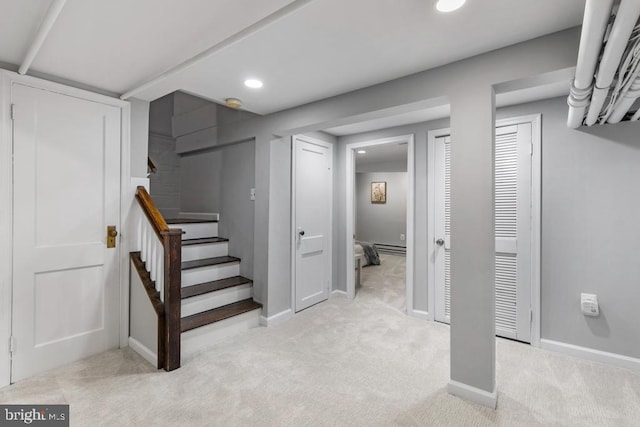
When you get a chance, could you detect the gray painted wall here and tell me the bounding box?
[219,140,256,279]
[148,94,181,218]
[497,97,640,359]
[356,172,407,247]
[180,150,222,213]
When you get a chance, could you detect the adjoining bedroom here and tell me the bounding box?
[353,141,409,312]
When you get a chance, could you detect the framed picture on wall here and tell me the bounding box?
[371,181,386,204]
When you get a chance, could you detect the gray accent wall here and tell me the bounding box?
[497,97,640,359]
[356,172,407,247]
[148,93,181,218]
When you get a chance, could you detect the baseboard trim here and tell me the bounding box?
[448,380,497,409]
[128,337,157,367]
[407,308,431,321]
[540,339,640,372]
[259,309,293,327]
[331,289,347,297]
[178,211,219,221]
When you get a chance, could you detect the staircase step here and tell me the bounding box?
[182,276,252,299]
[166,218,218,224]
[182,238,229,261]
[182,237,228,246]
[181,299,262,332]
[182,256,239,271]
[166,219,218,240]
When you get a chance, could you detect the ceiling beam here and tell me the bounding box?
[18,0,67,75]
[120,0,316,100]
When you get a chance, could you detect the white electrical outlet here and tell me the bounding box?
[400,234,405,241]
[250,188,256,201]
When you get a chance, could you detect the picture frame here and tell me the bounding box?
[371,181,386,204]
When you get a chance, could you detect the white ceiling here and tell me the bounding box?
[355,143,408,170]
[0,0,585,115]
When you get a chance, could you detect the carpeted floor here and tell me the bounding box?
[1,254,639,426]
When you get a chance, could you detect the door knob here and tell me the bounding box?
[299,230,305,236]
[436,238,444,246]
[107,225,118,248]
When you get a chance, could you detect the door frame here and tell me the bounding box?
[0,70,130,387]
[344,134,416,315]
[291,134,334,313]
[427,114,541,346]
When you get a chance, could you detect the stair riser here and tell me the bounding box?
[181,263,240,287]
[181,309,261,362]
[177,223,219,240]
[181,284,252,318]
[182,242,228,262]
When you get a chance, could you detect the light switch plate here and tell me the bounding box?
[250,188,256,201]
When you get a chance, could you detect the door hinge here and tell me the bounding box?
[9,336,15,354]
[529,142,533,156]
[10,104,15,121]
[529,307,533,324]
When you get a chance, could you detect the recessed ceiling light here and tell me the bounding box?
[357,150,366,154]
[244,79,263,89]
[434,0,466,13]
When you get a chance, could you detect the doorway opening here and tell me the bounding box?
[345,135,415,315]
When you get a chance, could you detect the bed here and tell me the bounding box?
[354,241,380,287]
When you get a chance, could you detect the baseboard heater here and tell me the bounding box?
[375,243,406,256]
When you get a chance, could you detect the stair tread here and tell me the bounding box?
[182,276,252,299]
[181,299,262,332]
[181,256,240,270]
[182,237,228,246]
[166,218,218,224]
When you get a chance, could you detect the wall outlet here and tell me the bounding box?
[400,234,405,241]
[250,188,256,201]
[581,293,599,317]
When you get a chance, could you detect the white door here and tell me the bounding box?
[293,135,332,312]
[434,122,533,342]
[11,83,121,381]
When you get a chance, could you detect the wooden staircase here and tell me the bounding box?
[130,187,261,370]
[167,218,261,359]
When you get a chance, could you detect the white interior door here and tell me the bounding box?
[11,83,121,381]
[433,122,532,342]
[293,135,332,312]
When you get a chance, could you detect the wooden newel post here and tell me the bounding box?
[163,229,183,371]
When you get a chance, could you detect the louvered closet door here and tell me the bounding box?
[434,136,451,323]
[494,124,531,342]
[434,124,532,342]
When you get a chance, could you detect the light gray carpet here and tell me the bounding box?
[1,254,639,426]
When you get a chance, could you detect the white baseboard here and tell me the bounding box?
[407,308,431,321]
[331,289,347,297]
[179,211,219,221]
[540,339,640,372]
[448,380,497,409]
[260,308,293,327]
[128,337,157,368]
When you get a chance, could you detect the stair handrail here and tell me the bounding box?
[133,186,183,371]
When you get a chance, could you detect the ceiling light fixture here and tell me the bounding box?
[244,79,263,89]
[357,150,366,154]
[434,0,466,13]
[225,98,242,109]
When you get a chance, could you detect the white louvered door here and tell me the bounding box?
[434,123,532,342]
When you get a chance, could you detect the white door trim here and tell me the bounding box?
[427,114,541,346]
[291,134,334,313]
[344,134,415,316]
[0,70,129,387]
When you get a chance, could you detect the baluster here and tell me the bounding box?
[156,244,164,296]
[141,223,148,263]
[149,237,157,282]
